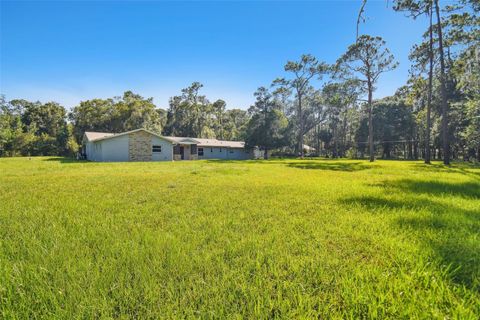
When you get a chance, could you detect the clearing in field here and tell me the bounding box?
[0,157,479,318]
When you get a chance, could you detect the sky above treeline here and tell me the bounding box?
[1,0,430,110]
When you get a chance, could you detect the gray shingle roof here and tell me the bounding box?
[168,137,245,148]
[84,132,115,141]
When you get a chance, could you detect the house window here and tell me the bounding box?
[229,149,234,154]
[191,145,197,155]
[173,145,181,154]
[198,148,204,156]
[152,145,162,153]
[219,148,222,152]
[211,148,213,152]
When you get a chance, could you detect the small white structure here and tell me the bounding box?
[82,128,256,162]
[303,144,316,153]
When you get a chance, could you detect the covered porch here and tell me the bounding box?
[172,139,198,160]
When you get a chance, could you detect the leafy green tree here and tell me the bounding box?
[245,87,289,159]
[163,83,249,140]
[360,0,478,163]
[337,35,398,162]
[354,113,369,158]
[376,98,415,159]
[0,96,23,156]
[19,100,69,156]
[354,97,415,159]
[394,0,435,163]
[1,97,75,156]
[21,101,67,138]
[114,91,164,133]
[69,98,116,140]
[446,0,479,160]
[211,99,227,140]
[223,108,249,141]
[273,54,329,157]
[70,91,164,141]
[433,0,450,164]
[322,80,362,157]
[163,82,213,138]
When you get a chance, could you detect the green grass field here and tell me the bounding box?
[1,157,479,318]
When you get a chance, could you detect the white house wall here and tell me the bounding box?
[228,148,252,160]
[100,135,129,162]
[86,134,173,162]
[151,136,173,161]
[198,147,252,160]
[199,147,226,159]
[86,141,104,162]
[85,141,94,161]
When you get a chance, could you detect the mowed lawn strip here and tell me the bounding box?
[0,157,479,318]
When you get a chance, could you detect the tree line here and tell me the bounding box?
[0,88,249,157]
[1,0,478,162]
[248,0,479,162]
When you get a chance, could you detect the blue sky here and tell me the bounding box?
[1,1,429,110]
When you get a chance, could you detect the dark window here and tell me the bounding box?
[152,145,162,153]
[229,149,234,153]
[219,148,222,152]
[198,148,204,156]
[173,145,181,154]
[191,144,197,155]
[211,148,213,152]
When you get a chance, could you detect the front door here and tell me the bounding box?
[180,146,184,160]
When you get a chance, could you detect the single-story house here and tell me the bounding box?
[82,128,258,162]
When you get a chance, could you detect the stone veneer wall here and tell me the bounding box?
[129,131,152,161]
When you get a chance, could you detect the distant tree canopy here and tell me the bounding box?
[0,97,77,157]
[245,87,289,158]
[163,82,247,141]
[69,91,165,141]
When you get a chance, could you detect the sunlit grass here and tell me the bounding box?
[1,157,479,318]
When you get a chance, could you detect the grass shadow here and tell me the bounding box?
[341,194,480,291]
[396,214,480,291]
[42,157,85,164]
[341,195,479,221]
[205,158,372,172]
[286,161,370,172]
[412,162,480,180]
[204,159,257,164]
[379,179,480,199]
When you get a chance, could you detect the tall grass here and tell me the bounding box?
[1,157,479,318]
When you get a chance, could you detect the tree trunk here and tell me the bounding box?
[414,130,419,160]
[425,2,434,164]
[368,84,374,162]
[298,94,304,158]
[333,124,338,158]
[434,0,450,165]
[383,144,390,159]
[342,111,348,157]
